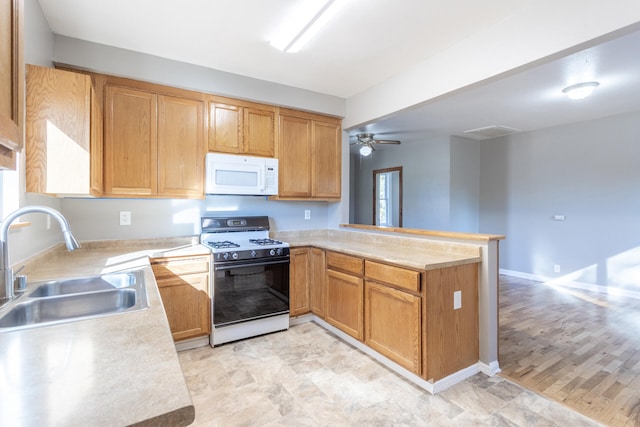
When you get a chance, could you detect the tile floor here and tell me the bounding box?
[178,322,602,426]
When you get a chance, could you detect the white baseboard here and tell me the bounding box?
[478,360,501,376]
[500,269,640,300]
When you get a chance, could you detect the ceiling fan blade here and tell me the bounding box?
[374,139,401,144]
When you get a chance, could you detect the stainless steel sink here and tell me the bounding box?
[0,270,149,332]
[29,273,137,297]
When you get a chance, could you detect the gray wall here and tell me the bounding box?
[352,135,479,231]
[450,136,480,232]
[479,110,640,292]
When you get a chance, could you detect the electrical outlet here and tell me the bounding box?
[453,291,462,310]
[554,264,561,273]
[119,211,132,226]
[304,210,311,220]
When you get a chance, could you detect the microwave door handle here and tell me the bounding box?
[259,168,265,192]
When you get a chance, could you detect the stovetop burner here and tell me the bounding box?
[206,241,241,249]
[249,238,283,246]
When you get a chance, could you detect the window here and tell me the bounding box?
[1,152,20,220]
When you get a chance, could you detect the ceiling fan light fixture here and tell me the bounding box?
[359,145,373,156]
[562,81,599,100]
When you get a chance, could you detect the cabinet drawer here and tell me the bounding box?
[365,260,421,292]
[326,251,363,276]
[151,256,210,278]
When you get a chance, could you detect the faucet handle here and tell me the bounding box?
[14,274,27,293]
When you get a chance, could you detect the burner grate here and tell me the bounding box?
[207,241,240,249]
[249,238,283,246]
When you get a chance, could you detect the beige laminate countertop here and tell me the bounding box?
[0,240,210,427]
[273,230,482,270]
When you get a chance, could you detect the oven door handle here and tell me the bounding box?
[214,258,290,271]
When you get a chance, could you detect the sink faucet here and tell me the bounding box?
[0,206,81,302]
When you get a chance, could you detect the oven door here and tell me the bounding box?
[212,257,290,327]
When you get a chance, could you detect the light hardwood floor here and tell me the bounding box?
[499,274,640,426]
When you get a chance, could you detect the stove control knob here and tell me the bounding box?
[232,252,239,260]
[269,249,276,256]
[223,252,229,260]
[251,250,257,257]
[276,248,283,256]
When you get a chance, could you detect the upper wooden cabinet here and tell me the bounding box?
[104,84,205,198]
[208,96,276,157]
[0,0,23,169]
[278,108,342,200]
[26,65,103,196]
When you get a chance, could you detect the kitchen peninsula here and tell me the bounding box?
[274,225,503,392]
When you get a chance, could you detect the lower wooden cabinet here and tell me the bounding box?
[424,262,479,381]
[289,247,310,316]
[326,268,364,340]
[290,247,326,318]
[150,255,211,342]
[309,248,326,317]
[364,280,422,375]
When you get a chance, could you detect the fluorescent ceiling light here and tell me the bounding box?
[562,82,599,100]
[271,0,345,53]
[359,145,373,156]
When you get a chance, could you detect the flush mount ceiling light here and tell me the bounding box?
[359,145,373,156]
[270,0,345,53]
[562,82,599,100]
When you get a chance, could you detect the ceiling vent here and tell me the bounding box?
[463,125,521,140]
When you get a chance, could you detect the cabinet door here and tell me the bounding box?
[158,95,205,198]
[326,269,363,340]
[89,81,103,196]
[152,255,211,342]
[0,0,23,169]
[278,114,311,197]
[244,106,275,157]
[365,280,422,375]
[157,273,211,341]
[290,247,310,316]
[311,120,341,198]
[208,102,242,153]
[309,248,326,318]
[26,65,94,195]
[104,85,157,196]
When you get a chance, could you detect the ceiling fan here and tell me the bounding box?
[351,133,401,156]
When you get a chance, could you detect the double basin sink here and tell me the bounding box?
[0,270,149,332]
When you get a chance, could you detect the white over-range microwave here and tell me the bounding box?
[205,153,279,196]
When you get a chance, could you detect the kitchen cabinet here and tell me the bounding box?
[25,65,103,196]
[289,247,310,316]
[277,108,341,200]
[151,254,211,342]
[104,84,204,198]
[325,251,364,340]
[424,262,478,381]
[364,260,422,375]
[208,96,276,157]
[290,247,326,318]
[308,247,326,318]
[0,0,23,169]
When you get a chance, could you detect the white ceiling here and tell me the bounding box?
[38,0,640,147]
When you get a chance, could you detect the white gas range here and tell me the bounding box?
[200,216,290,346]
